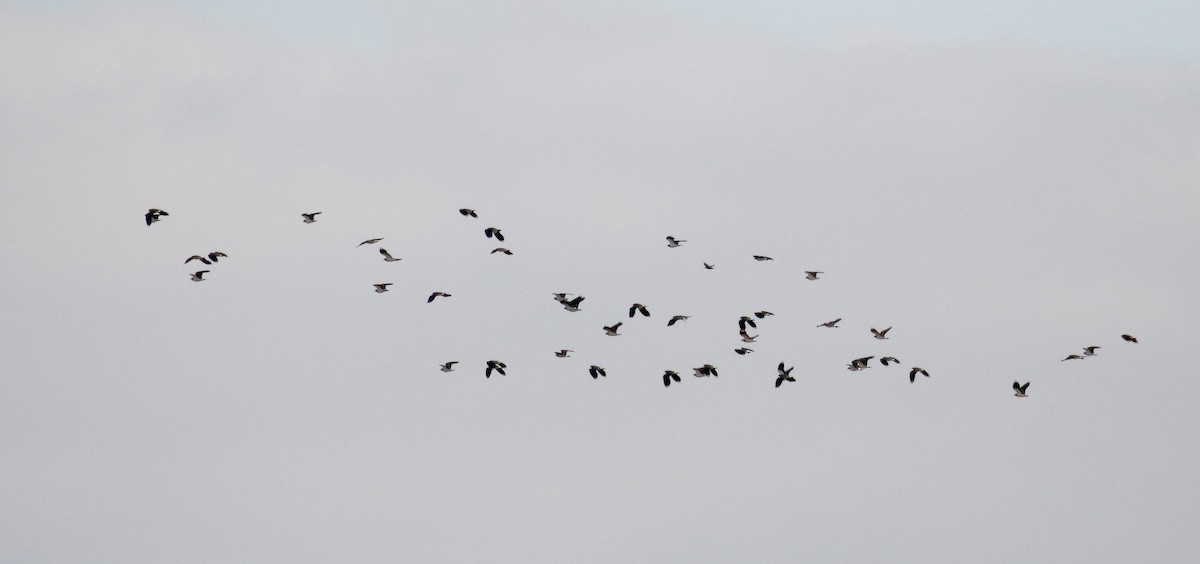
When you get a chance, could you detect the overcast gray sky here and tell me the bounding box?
[2,2,1198,563]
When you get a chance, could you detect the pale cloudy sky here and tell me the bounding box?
[1,2,1198,563]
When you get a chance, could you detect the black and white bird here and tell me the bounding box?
[358,238,383,247]
[190,270,209,282]
[301,212,321,223]
[739,330,758,343]
[818,318,841,328]
[373,283,393,293]
[692,364,719,378]
[871,327,892,340]
[753,255,774,261]
[738,316,757,331]
[847,356,874,371]
[440,361,458,372]
[427,291,451,303]
[185,255,211,265]
[629,303,650,318]
[552,293,571,304]
[663,370,682,387]
[459,208,478,218]
[207,251,227,263]
[603,322,623,336]
[880,356,900,366]
[734,347,754,355]
[484,227,505,241]
[776,362,795,388]
[909,367,929,383]
[1062,354,1084,361]
[589,365,607,379]
[703,262,715,270]
[491,247,513,255]
[754,311,774,319]
[666,236,685,248]
[1082,346,1101,357]
[1013,381,1030,397]
[667,315,690,326]
[562,296,585,312]
[805,271,823,280]
[1121,334,1139,343]
[379,248,402,262]
[145,208,169,226]
[555,349,573,358]
[485,360,507,378]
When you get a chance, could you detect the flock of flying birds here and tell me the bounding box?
[146,206,1140,396]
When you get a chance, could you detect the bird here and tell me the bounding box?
[485,360,507,378]
[1082,346,1101,357]
[603,322,623,336]
[692,364,719,378]
[666,236,685,248]
[373,283,393,293]
[145,208,168,226]
[629,303,650,318]
[207,251,227,263]
[301,212,321,223]
[379,248,402,262]
[818,318,841,328]
[440,361,458,372]
[589,365,607,379]
[703,262,715,270]
[1121,334,1138,343]
[753,255,773,261]
[663,370,682,387]
[738,316,757,331]
[847,356,874,371]
[491,247,513,255]
[667,315,690,326]
[562,296,585,312]
[739,330,758,343]
[1013,381,1030,397]
[805,271,823,280]
[555,349,573,358]
[459,208,478,218]
[358,238,383,247]
[427,291,451,303]
[871,327,892,340]
[734,348,754,355]
[190,270,209,282]
[880,356,900,366]
[185,255,211,265]
[776,362,795,388]
[552,293,571,303]
[1062,354,1084,361]
[909,367,929,382]
[754,311,774,319]
[484,227,505,241]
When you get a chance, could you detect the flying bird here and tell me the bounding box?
[185,255,211,265]
[379,248,402,262]
[776,362,795,388]
[1121,334,1138,343]
[589,365,607,379]
[603,322,623,336]
[554,349,573,358]
[703,262,715,270]
[145,208,168,226]
[818,318,841,328]
[373,283,393,293]
[1013,381,1030,397]
[663,370,682,387]
[440,361,458,373]
[734,348,754,355]
[692,364,719,378]
[805,271,823,280]
[739,330,758,343]
[909,367,929,382]
[491,247,513,255]
[358,238,383,247]
[629,303,650,318]
[301,212,321,223]
[207,251,227,263]
[1061,354,1084,361]
[754,311,774,319]
[190,270,209,282]
[880,356,900,366]
[1082,346,1101,357]
[485,360,507,378]
[666,236,685,248]
[753,255,773,261]
[871,327,892,340]
[427,291,451,303]
[552,293,571,304]
[667,315,691,326]
[738,316,757,331]
[459,208,478,218]
[562,296,585,312]
[484,227,505,241]
[847,356,874,371]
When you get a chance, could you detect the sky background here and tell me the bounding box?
[1,1,1198,562]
